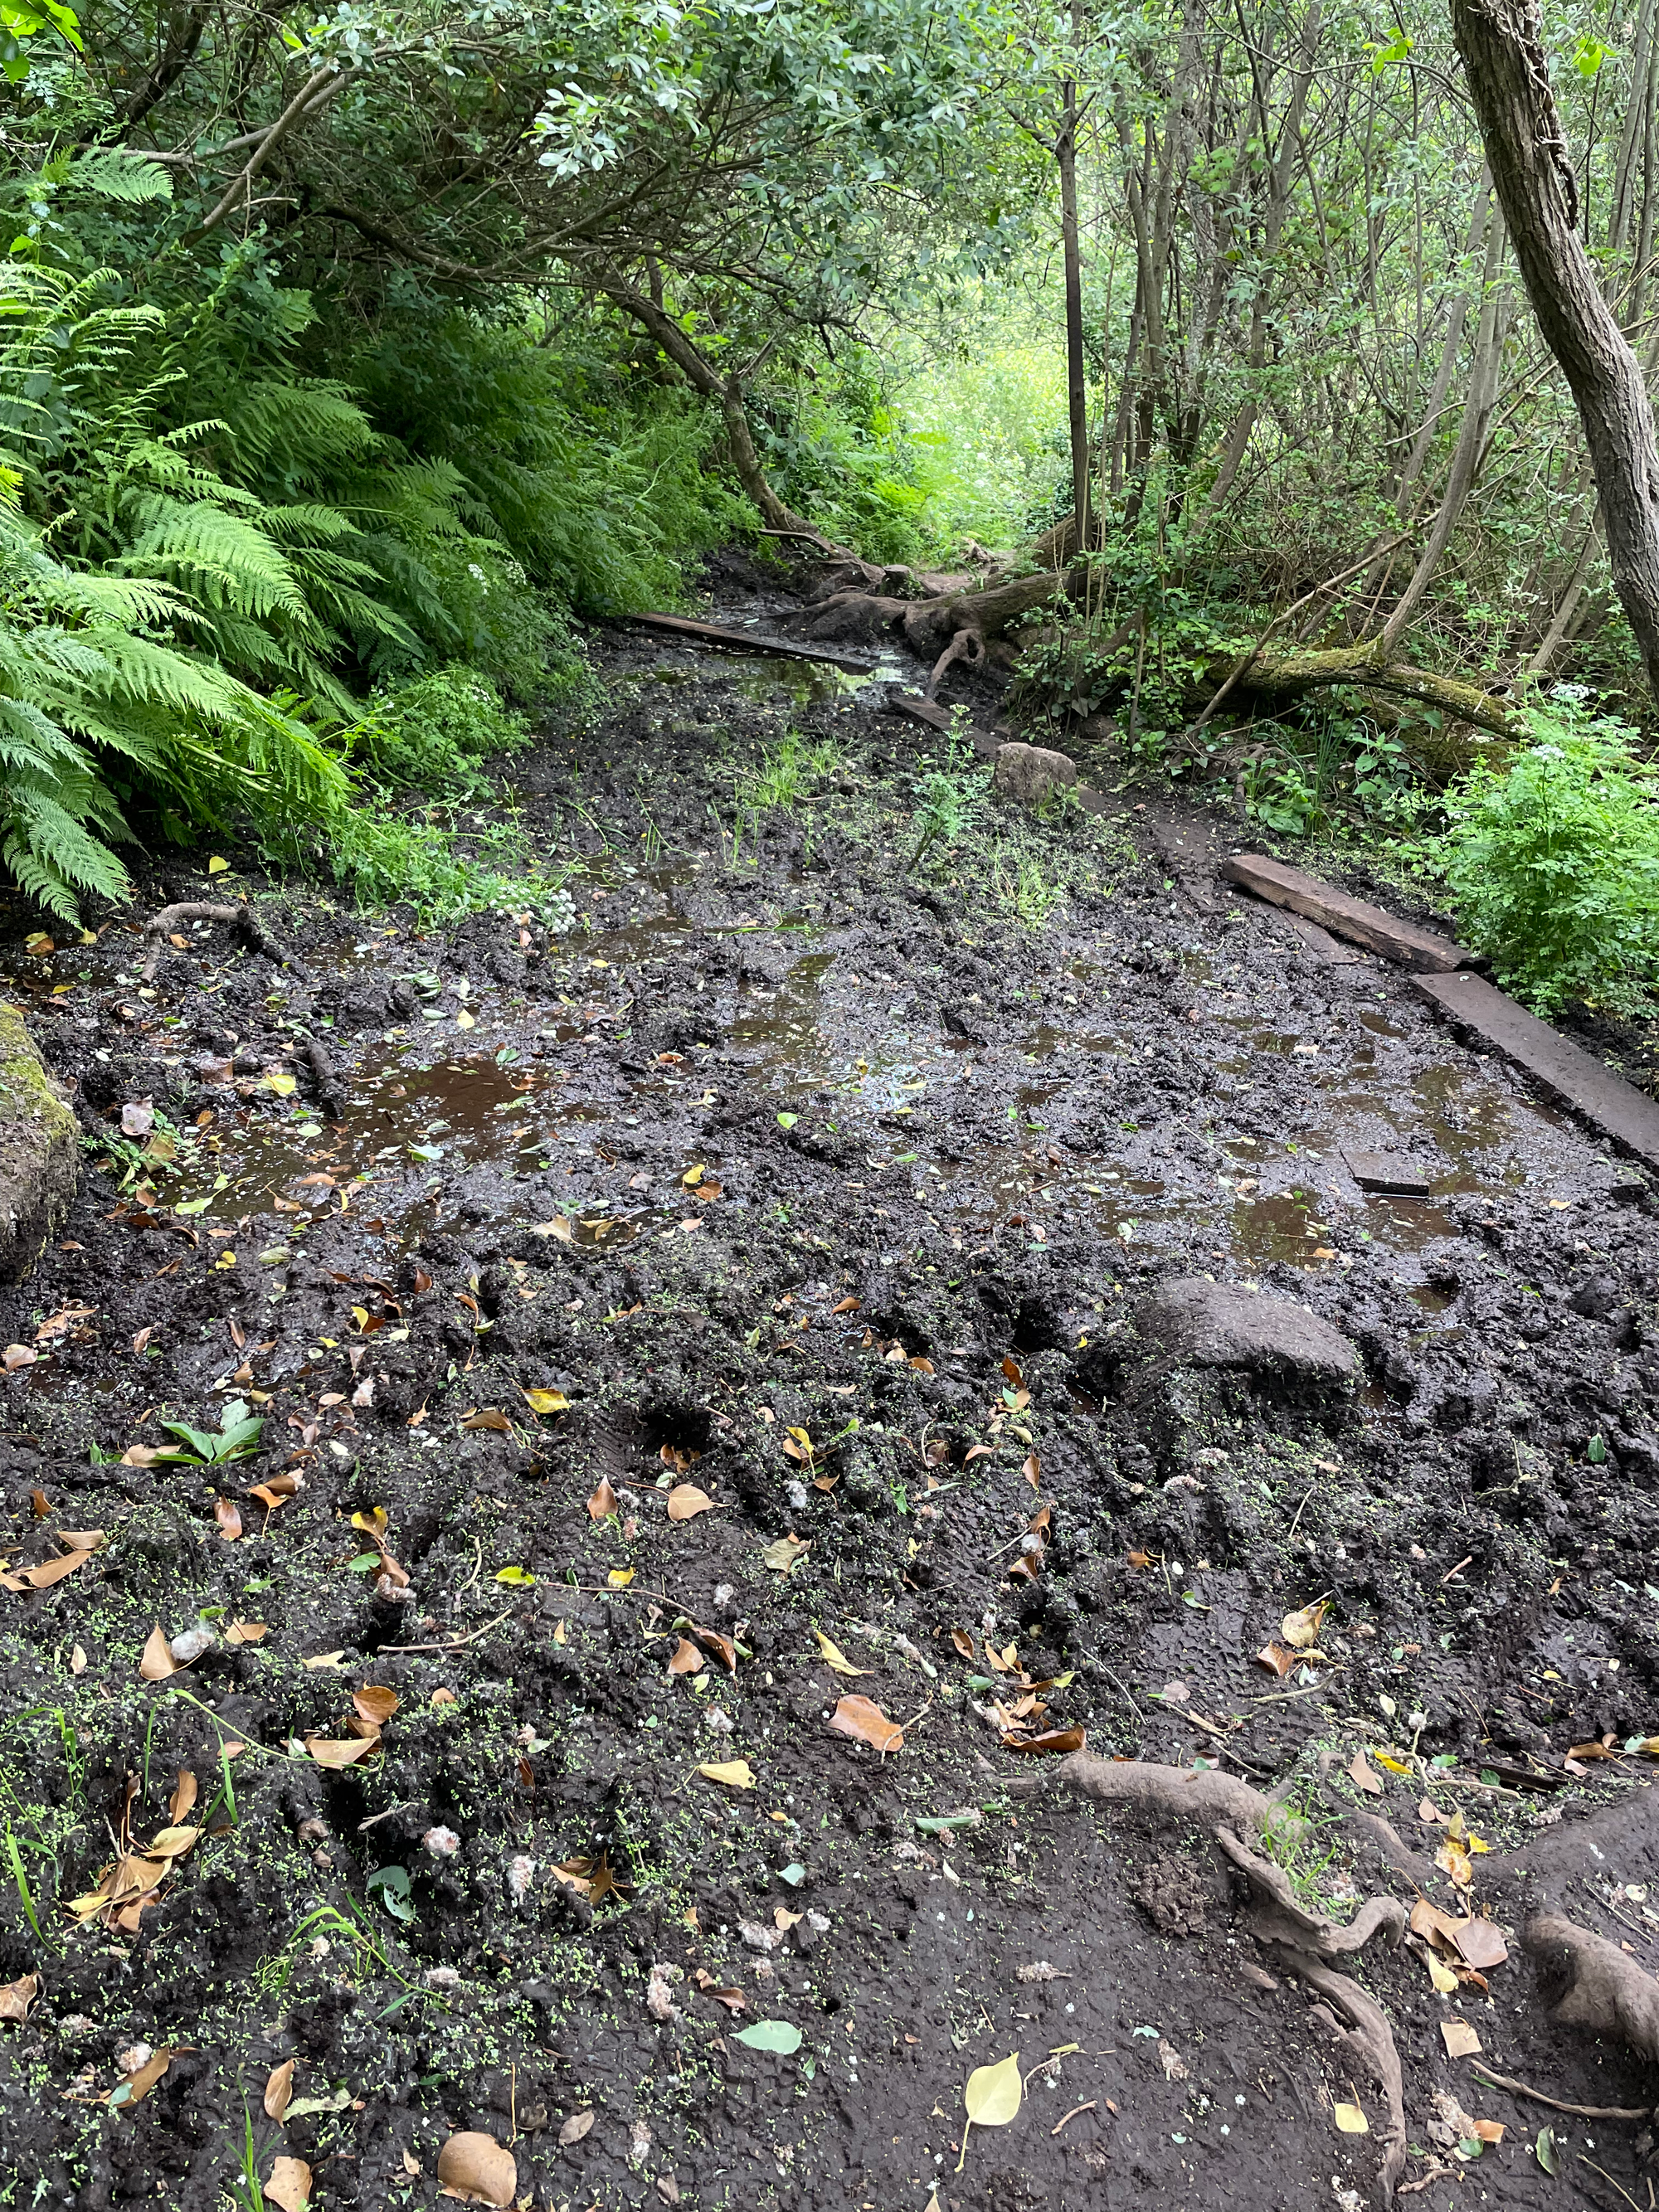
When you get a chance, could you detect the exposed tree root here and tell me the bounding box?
[1278,1946,1408,2200]
[141,900,303,982]
[1214,1825,1407,1957]
[292,1033,346,1121]
[1470,2063,1653,2123]
[1524,1912,1659,2064]
[927,627,983,698]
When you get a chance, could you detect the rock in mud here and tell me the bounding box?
[1136,1277,1360,1388]
[993,741,1078,808]
[0,1004,79,1281]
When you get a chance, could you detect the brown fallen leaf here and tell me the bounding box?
[352,1685,399,1727]
[691,1623,738,1674]
[1417,1795,1448,1826]
[1126,1548,1155,1569]
[1448,1917,1508,1971]
[0,1973,38,2023]
[0,1540,102,1593]
[265,2058,295,2122]
[587,1476,618,1520]
[1001,1726,1087,1755]
[139,1626,177,1682]
[1254,1641,1299,1678]
[558,2109,596,2146]
[1439,2019,1481,2059]
[224,1619,266,1645]
[435,2128,517,2205]
[1472,2118,1505,2144]
[304,1736,380,1769]
[168,1769,197,1823]
[214,1497,243,1542]
[826,1694,904,1754]
[1567,1738,1617,1762]
[264,2156,314,2212]
[1347,1750,1384,1796]
[115,2046,173,2107]
[667,1637,704,1675]
[460,1407,513,1434]
[2,1343,36,1371]
[667,1483,716,1522]
[69,1643,86,1674]
[28,1488,48,1519]
[951,1628,975,1660]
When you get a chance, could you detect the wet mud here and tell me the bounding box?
[0,576,1656,2211]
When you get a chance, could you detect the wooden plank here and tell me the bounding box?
[1283,912,1370,965]
[1413,969,1659,1172]
[1342,1148,1436,1195]
[1222,853,1472,972]
[887,691,1002,758]
[620,610,873,675]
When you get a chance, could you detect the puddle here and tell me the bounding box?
[647,654,877,709]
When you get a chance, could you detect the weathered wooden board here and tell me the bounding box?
[1223,853,1471,972]
[1414,970,1659,1172]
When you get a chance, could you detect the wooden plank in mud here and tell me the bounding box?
[887,690,1002,758]
[1222,852,1471,972]
[621,610,873,675]
[1413,969,1659,1172]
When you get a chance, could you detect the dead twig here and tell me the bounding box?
[1050,2101,1096,2135]
[1469,2064,1651,2122]
[379,1607,515,1655]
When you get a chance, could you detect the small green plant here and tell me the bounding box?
[737,729,838,811]
[992,851,1065,926]
[1441,693,1659,1015]
[153,1401,263,1466]
[367,1864,416,1924]
[1258,1778,1349,1918]
[338,664,533,799]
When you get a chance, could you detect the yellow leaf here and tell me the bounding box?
[520,1387,569,1414]
[958,2050,1023,2168]
[262,1070,297,1098]
[607,1567,635,1588]
[698,1759,756,1789]
[1333,2102,1369,2134]
[813,1628,867,1678]
[682,1164,705,1187]
[1374,1751,1412,1774]
[1424,1952,1458,1994]
[207,855,230,875]
[1281,1598,1327,1650]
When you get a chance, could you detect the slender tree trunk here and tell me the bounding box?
[1058,72,1092,542]
[1452,0,1659,699]
[596,277,820,539]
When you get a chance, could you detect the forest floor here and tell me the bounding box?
[0,553,1657,2212]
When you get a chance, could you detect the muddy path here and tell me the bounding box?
[1,565,1657,2212]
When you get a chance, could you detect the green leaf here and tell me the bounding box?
[776,1112,798,1129]
[1536,2125,1558,2175]
[732,2019,802,2055]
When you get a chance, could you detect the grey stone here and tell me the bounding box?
[0,1003,79,1281]
[993,741,1078,809]
[1135,1277,1360,1388]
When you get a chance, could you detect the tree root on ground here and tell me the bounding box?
[291,1033,346,1121]
[1471,2062,1653,2122]
[1524,1912,1659,2064]
[1021,1757,1659,2204]
[1278,1945,1408,2200]
[141,900,304,982]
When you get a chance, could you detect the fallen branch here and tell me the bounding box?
[292,1034,347,1122]
[140,901,303,982]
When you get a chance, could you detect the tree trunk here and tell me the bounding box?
[1452,0,1659,699]
[596,276,824,542]
[1058,73,1092,542]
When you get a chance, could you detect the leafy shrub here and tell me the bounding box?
[340,666,533,798]
[1440,693,1659,1015]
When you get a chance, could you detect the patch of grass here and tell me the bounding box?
[992,851,1066,926]
[1259,1776,1350,1919]
[737,729,839,812]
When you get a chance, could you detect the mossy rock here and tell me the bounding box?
[0,1003,79,1281]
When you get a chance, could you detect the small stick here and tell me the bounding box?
[1583,2156,1645,2212]
[1051,2102,1096,2136]
[1470,2064,1651,2122]
[379,1606,516,1655]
